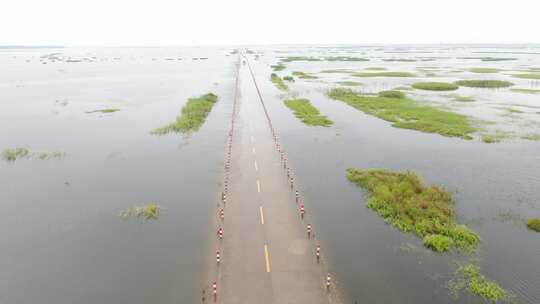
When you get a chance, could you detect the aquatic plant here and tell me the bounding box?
[270,73,288,91]
[281,56,321,62]
[352,71,416,77]
[512,73,540,80]
[450,264,510,303]
[346,168,480,252]
[86,108,120,114]
[412,82,458,91]
[468,68,501,73]
[37,151,66,160]
[271,63,286,71]
[454,80,514,88]
[378,90,405,99]
[2,147,29,161]
[292,71,318,79]
[283,75,294,82]
[481,131,514,143]
[423,234,452,252]
[328,88,477,139]
[119,203,161,220]
[511,88,540,94]
[336,81,363,86]
[527,218,540,232]
[151,93,218,135]
[283,98,333,127]
[522,134,540,141]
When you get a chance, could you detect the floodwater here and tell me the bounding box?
[1,45,540,304]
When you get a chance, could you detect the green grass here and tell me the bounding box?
[328,88,477,139]
[151,93,218,135]
[511,88,540,94]
[527,218,540,232]
[281,56,321,62]
[468,68,501,73]
[378,90,405,99]
[481,131,514,143]
[271,63,286,71]
[2,147,29,161]
[292,71,318,79]
[336,81,363,86]
[283,75,294,82]
[86,108,120,114]
[346,168,480,252]
[513,73,540,80]
[119,203,161,220]
[270,73,288,91]
[450,264,510,303]
[521,134,540,141]
[412,82,459,91]
[365,67,387,71]
[455,80,514,88]
[353,71,416,78]
[283,98,333,127]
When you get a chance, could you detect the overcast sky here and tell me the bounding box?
[2,0,539,46]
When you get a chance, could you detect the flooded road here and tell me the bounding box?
[1,45,539,304]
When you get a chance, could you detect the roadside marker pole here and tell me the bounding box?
[316,244,321,264]
[307,224,312,239]
[326,273,332,291]
[213,281,217,302]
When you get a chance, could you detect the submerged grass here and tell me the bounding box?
[346,168,480,252]
[336,81,363,86]
[445,94,475,102]
[412,82,459,91]
[151,93,218,135]
[511,88,540,94]
[353,71,416,78]
[328,88,477,139]
[119,203,161,220]
[2,147,30,161]
[292,71,318,79]
[513,73,540,80]
[283,98,333,127]
[271,63,286,71]
[455,80,514,88]
[450,264,510,303]
[468,67,501,73]
[270,73,288,91]
[527,218,540,232]
[86,108,120,114]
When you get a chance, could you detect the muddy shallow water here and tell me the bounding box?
[1,45,539,304]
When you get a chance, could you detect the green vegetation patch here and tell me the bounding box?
[283,98,333,127]
[455,80,514,88]
[270,73,288,91]
[450,264,510,303]
[412,82,459,91]
[283,75,294,82]
[468,68,501,73]
[522,134,540,141]
[353,71,416,78]
[336,81,363,86]
[513,73,540,80]
[281,56,321,62]
[346,168,480,252]
[119,203,161,220]
[378,90,405,99]
[2,147,30,161]
[365,67,387,71]
[320,69,354,73]
[86,108,120,114]
[511,88,540,94]
[271,63,286,71]
[328,88,477,139]
[292,71,318,79]
[445,94,475,102]
[481,131,514,143]
[151,93,218,135]
[527,218,540,232]
[460,57,517,62]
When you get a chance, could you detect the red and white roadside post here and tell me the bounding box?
[218,227,223,240]
[216,250,221,264]
[326,273,332,291]
[290,177,294,189]
[316,244,321,263]
[212,281,217,302]
[295,190,299,203]
[307,224,312,239]
[219,208,224,220]
[300,204,305,219]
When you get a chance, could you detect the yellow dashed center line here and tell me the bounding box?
[264,244,271,273]
[259,206,265,225]
[256,180,261,193]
